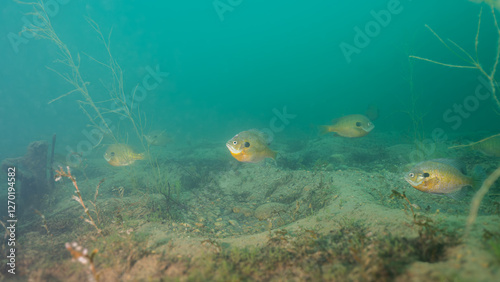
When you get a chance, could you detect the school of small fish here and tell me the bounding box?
[96,103,498,203]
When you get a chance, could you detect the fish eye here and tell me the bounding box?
[233,141,238,145]
[423,172,430,178]
[409,173,414,178]
[368,122,372,126]
[356,122,362,127]
[244,142,250,147]
[110,152,115,157]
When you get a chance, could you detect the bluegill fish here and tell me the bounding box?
[226,129,277,163]
[449,134,500,157]
[319,114,374,138]
[404,159,484,200]
[144,130,172,147]
[104,144,145,166]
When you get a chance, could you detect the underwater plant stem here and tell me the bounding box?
[410,7,500,110]
[84,19,153,163]
[34,209,51,236]
[49,134,56,189]
[490,4,500,109]
[466,166,500,238]
[475,8,482,62]
[490,5,500,80]
[55,166,102,234]
[407,56,476,69]
[448,133,500,150]
[23,1,165,198]
[20,1,116,141]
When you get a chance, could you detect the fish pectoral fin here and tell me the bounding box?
[423,177,440,189]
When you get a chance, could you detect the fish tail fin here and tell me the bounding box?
[137,153,147,160]
[447,166,486,201]
[472,165,487,189]
[318,125,333,135]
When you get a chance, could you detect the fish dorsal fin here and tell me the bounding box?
[248,129,273,145]
[430,159,467,174]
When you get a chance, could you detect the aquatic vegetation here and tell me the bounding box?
[90,179,105,225]
[390,190,417,219]
[156,180,188,220]
[449,133,500,157]
[466,166,500,236]
[19,0,166,189]
[183,221,459,281]
[266,229,291,247]
[410,5,500,110]
[13,160,477,280]
[390,190,460,262]
[55,166,102,234]
[19,1,115,142]
[65,242,99,282]
[33,209,51,237]
[10,1,500,281]
[201,238,223,253]
[483,229,500,263]
[488,239,500,263]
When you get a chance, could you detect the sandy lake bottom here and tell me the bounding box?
[3,132,500,281]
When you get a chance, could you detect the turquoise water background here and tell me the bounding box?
[1,0,498,159]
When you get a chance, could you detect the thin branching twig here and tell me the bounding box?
[410,6,500,109]
[55,166,102,234]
